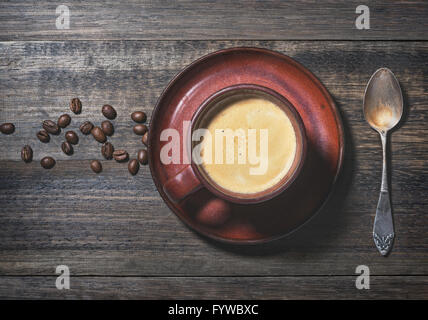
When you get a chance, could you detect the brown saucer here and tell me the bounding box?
[148,47,344,244]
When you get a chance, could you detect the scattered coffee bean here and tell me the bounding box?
[0,123,15,134]
[133,124,148,136]
[61,141,73,155]
[142,131,148,146]
[70,97,82,114]
[21,145,33,163]
[131,111,147,123]
[40,156,55,169]
[102,104,116,119]
[65,130,79,145]
[101,120,114,136]
[42,120,60,135]
[90,160,102,173]
[137,149,148,165]
[101,142,114,160]
[80,121,94,135]
[128,159,139,175]
[91,126,106,143]
[57,114,71,128]
[113,150,129,162]
[37,129,50,143]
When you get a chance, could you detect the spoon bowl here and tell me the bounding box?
[363,68,403,133]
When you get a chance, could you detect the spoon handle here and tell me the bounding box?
[373,131,395,256]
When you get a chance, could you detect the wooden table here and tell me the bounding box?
[0,1,427,299]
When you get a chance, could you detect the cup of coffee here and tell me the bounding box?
[163,84,307,204]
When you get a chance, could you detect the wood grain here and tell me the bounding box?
[1,0,427,300]
[0,41,427,286]
[0,1,427,41]
[0,276,426,299]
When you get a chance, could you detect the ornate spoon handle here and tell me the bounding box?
[373,131,395,256]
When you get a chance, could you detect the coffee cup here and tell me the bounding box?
[163,84,307,204]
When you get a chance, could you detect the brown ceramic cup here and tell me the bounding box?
[163,84,307,204]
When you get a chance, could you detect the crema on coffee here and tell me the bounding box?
[198,97,297,194]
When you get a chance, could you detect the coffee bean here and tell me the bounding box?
[0,123,15,134]
[102,104,116,119]
[101,142,114,160]
[61,141,73,155]
[79,121,94,135]
[142,131,148,146]
[133,124,148,136]
[91,126,106,143]
[90,160,102,173]
[42,120,60,135]
[37,129,50,143]
[57,114,71,128]
[128,159,139,175]
[137,149,148,165]
[131,111,147,123]
[70,97,82,114]
[101,120,114,136]
[65,130,79,145]
[113,150,128,162]
[40,156,55,169]
[21,145,33,163]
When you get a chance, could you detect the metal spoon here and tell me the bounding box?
[363,68,403,256]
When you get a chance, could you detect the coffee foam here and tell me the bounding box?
[199,97,297,194]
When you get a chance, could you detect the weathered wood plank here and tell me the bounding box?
[0,41,427,276]
[0,161,426,276]
[0,276,426,299]
[0,1,427,40]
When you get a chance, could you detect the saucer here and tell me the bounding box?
[148,47,344,244]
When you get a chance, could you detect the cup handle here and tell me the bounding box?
[163,165,203,203]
